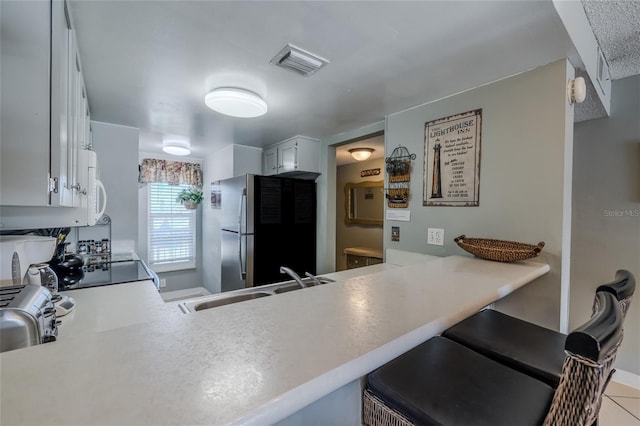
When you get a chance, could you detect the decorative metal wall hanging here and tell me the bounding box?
[361,168,381,178]
[385,145,416,208]
[423,109,482,207]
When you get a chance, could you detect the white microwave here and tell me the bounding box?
[77,150,107,226]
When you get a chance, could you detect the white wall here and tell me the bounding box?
[571,74,640,375]
[382,60,574,330]
[202,144,262,293]
[91,121,139,249]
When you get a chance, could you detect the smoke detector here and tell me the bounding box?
[270,43,329,76]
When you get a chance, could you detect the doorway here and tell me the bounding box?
[334,132,385,271]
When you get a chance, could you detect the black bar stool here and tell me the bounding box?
[441,270,635,387]
[363,290,624,426]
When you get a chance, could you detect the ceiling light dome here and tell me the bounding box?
[349,148,374,161]
[162,137,191,156]
[204,87,267,118]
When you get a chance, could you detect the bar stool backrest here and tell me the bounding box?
[544,291,624,426]
[594,269,636,318]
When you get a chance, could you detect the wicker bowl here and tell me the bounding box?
[454,235,545,263]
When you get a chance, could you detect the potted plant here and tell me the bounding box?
[176,186,203,210]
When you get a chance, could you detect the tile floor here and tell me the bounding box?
[600,381,640,425]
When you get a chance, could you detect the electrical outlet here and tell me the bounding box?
[427,228,445,246]
[160,278,167,288]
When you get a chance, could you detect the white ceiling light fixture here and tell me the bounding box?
[204,87,268,118]
[162,136,191,156]
[567,76,587,104]
[349,148,374,161]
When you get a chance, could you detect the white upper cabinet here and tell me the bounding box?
[263,146,278,176]
[1,0,88,207]
[262,136,321,178]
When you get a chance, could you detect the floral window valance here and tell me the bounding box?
[138,158,203,187]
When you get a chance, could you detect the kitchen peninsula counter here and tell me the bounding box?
[0,255,549,426]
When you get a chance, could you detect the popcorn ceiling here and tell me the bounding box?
[581,0,640,80]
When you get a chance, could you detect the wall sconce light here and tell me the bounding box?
[204,87,268,118]
[568,77,587,104]
[162,136,191,156]
[349,148,374,161]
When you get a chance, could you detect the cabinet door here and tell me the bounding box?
[71,61,87,206]
[0,0,52,205]
[278,139,298,173]
[85,103,91,149]
[293,137,320,174]
[51,0,75,207]
[263,146,278,176]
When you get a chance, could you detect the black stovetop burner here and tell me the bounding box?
[57,256,154,291]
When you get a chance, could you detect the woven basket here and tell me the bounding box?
[386,188,409,208]
[454,234,545,263]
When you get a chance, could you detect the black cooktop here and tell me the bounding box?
[57,257,154,291]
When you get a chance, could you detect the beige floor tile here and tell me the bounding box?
[600,396,640,426]
[607,381,640,398]
[611,396,640,419]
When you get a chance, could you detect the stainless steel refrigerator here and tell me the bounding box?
[220,174,316,292]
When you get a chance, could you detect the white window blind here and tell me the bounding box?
[148,183,196,272]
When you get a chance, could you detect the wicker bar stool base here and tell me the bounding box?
[362,388,414,426]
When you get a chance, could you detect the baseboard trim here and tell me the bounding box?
[612,369,640,390]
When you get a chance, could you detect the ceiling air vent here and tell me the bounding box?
[270,43,329,77]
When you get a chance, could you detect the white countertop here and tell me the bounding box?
[0,256,549,426]
[55,279,180,338]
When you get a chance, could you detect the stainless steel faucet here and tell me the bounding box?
[304,272,322,286]
[280,266,307,288]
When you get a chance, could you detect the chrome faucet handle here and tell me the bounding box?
[304,272,322,286]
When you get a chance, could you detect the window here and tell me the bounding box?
[148,183,196,272]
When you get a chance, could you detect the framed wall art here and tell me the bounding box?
[423,109,482,207]
[210,181,221,209]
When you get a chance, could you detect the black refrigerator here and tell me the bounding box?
[220,174,316,292]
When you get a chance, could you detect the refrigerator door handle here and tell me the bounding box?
[238,190,247,280]
[238,233,246,280]
[238,187,247,233]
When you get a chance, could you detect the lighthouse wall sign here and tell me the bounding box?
[423,109,482,207]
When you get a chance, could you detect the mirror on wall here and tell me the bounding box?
[344,180,384,226]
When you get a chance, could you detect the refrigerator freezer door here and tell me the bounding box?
[220,175,247,233]
[251,176,316,285]
[221,230,254,292]
[245,234,254,287]
[221,229,243,292]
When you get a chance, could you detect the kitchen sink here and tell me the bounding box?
[273,283,304,294]
[191,292,272,311]
[273,277,335,294]
[178,276,335,313]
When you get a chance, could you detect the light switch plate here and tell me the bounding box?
[427,228,444,246]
